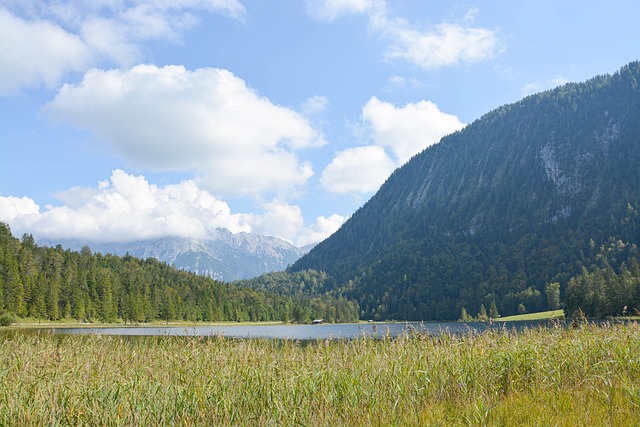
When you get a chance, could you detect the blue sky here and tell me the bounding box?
[1,0,639,247]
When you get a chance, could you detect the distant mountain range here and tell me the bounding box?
[40,228,307,282]
[288,61,640,320]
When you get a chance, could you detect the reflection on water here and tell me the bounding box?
[31,320,554,340]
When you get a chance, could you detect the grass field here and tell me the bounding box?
[1,321,639,426]
[495,309,566,322]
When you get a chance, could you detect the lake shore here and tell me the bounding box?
[7,308,568,329]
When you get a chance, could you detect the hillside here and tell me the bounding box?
[290,62,640,320]
[0,222,358,323]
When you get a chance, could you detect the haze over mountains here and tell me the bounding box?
[40,229,306,282]
[286,62,640,320]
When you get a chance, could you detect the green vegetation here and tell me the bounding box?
[1,322,639,425]
[286,61,640,321]
[0,312,14,327]
[496,309,565,322]
[0,222,359,324]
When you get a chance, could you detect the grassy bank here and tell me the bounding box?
[1,322,639,426]
[495,309,565,322]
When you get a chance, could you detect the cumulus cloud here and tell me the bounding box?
[44,65,324,196]
[242,200,305,244]
[362,96,465,164]
[320,97,464,196]
[0,0,245,93]
[0,170,249,242]
[321,145,396,194]
[0,196,40,221]
[0,170,342,246]
[296,214,346,246]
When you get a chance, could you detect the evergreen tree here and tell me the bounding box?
[5,259,26,317]
[489,300,499,318]
[97,269,116,322]
[477,304,488,322]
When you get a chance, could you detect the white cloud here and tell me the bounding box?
[0,196,40,221]
[296,214,346,246]
[384,23,500,70]
[308,1,501,70]
[244,199,305,243]
[321,145,396,194]
[0,170,342,246]
[319,96,464,197]
[302,95,329,116]
[306,0,376,21]
[0,170,251,242]
[0,8,90,94]
[377,12,502,70]
[0,0,245,93]
[241,200,346,246]
[44,64,324,196]
[362,96,465,164]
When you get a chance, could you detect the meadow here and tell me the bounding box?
[1,322,639,426]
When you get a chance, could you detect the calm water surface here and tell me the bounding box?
[39,320,553,340]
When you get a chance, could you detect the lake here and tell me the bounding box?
[34,320,554,340]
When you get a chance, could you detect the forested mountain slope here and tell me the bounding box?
[290,62,640,320]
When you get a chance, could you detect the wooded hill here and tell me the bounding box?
[0,222,359,323]
[286,62,640,321]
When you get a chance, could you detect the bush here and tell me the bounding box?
[0,312,15,327]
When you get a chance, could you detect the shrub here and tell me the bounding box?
[0,312,14,327]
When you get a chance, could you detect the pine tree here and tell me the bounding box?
[5,260,26,317]
[489,300,500,319]
[98,269,116,323]
[477,304,488,322]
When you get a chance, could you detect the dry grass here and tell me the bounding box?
[1,322,639,426]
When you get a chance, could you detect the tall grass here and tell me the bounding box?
[1,322,639,426]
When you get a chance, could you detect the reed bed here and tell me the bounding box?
[1,322,639,426]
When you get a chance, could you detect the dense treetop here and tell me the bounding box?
[0,222,358,324]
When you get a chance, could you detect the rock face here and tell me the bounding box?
[41,229,305,282]
[290,62,640,320]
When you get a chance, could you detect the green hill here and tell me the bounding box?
[288,62,640,321]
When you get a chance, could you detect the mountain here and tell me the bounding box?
[290,62,640,321]
[40,228,305,282]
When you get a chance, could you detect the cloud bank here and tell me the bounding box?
[0,170,343,247]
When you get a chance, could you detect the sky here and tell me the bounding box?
[1,0,639,247]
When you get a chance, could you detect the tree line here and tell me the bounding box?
[0,222,359,324]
